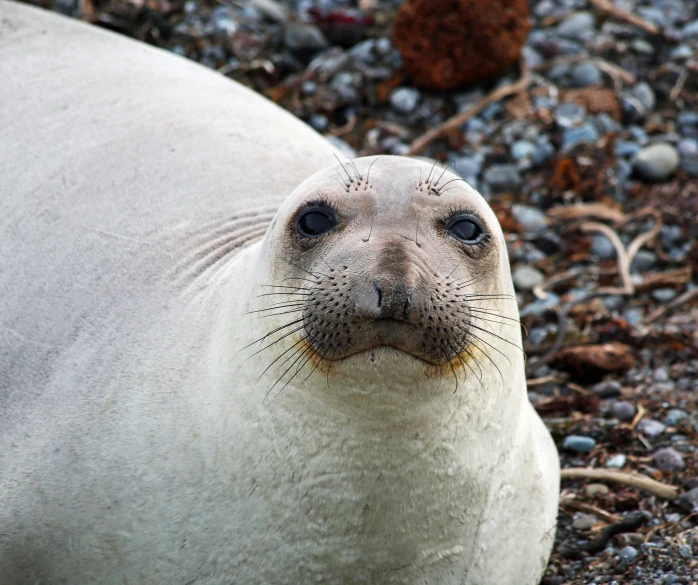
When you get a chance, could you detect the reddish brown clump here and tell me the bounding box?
[392,0,531,90]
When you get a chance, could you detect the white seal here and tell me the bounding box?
[0,3,559,585]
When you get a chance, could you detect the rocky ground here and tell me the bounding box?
[20,0,698,582]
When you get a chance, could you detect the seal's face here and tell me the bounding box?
[257,156,516,388]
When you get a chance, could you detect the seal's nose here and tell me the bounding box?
[355,278,414,321]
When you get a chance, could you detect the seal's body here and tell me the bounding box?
[0,3,559,584]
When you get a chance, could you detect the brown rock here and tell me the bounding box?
[392,0,531,90]
[561,87,622,121]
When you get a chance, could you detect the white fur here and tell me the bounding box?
[0,3,559,584]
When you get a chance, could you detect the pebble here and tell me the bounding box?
[483,164,522,193]
[562,122,598,152]
[513,266,544,291]
[637,418,666,438]
[389,87,420,114]
[630,250,657,273]
[520,293,560,317]
[585,483,609,497]
[511,204,547,231]
[633,143,680,181]
[569,61,601,87]
[572,514,598,530]
[562,435,596,454]
[681,19,698,39]
[557,11,596,41]
[326,136,357,158]
[629,82,656,112]
[590,234,616,259]
[605,454,627,468]
[678,544,693,559]
[618,546,638,562]
[609,400,635,422]
[592,380,622,398]
[554,102,587,128]
[652,288,677,302]
[675,487,698,512]
[511,140,537,161]
[654,365,670,382]
[664,408,688,426]
[284,22,329,53]
[652,447,685,472]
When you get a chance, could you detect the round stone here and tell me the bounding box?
[569,61,602,87]
[513,266,544,291]
[572,514,598,530]
[652,447,685,472]
[562,435,596,454]
[511,204,547,231]
[605,454,627,468]
[389,87,421,114]
[585,483,610,497]
[633,143,680,181]
[637,418,666,438]
[618,546,638,562]
[609,400,635,422]
[483,164,522,192]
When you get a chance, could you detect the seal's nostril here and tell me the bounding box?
[403,294,411,317]
[374,283,382,308]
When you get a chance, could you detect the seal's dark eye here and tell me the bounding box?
[447,217,483,244]
[296,207,336,238]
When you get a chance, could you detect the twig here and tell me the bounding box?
[588,0,661,36]
[630,403,646,430]
[560,495,622,524]
[561,468,680,501]
[527,374,565,386]
[407,60,531,155]
[669,68,689,101]
[643,287,698,325]
[580,221,633,295]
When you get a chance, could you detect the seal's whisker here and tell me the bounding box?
[347,158,362,182]
[261,284,313,291]
[434,160,452,187]
[258,335,309,382]
[464,329,511,368]
[469,315,517,329]
[247,303,307,315]
[463,336,505,385]
[281,257,330,279]
[240,318,304,352]
[249,324,306,358]
[449,340,482,382]
[437,177,470,190]
[467,323,524,353]
[365,155,383,185]
[333,153,354,184]
[269,344,316,397]
[426,159,439,184]
[362,215,374,242]
[469,308,521,324]
[283,276,321,285]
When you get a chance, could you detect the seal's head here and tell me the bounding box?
[252,155,521,396]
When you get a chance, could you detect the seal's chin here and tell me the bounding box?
[319,319,454,366]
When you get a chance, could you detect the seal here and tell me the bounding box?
[0,3,559,585]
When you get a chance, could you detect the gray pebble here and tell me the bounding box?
[511,204,547,231]
[609,400,635,422]
[389,87,421,114]
[569,61,601,87]
[629,82,656,112]
[308,115,328,132]
[605,454,627,468]
[661,224,684,245]
[614,140,641,158]
[637,418,666,438]
[483,164,522,193]
[623,307,643,326]
[511,140,537,161]
[590,234,616,259]
[633,143,680,181]
[654,365,670,382]
[630,250,657,273]
[678,544,693,559]
[652,447,685,472]
[663,574,683,585]
[618,546,638,562]
[675,487,698,512]
[631,39,655,55]
[681,19,698,39]
[301,80,317,96]
[284,22,328,52]
[513,266,544,291]
[592,380,622,398]
[562,122,599,152]
[452,156,481,182]
[557,11,596,41]
[664,408,688,426]
[562,435,596,453]
[249,0,288,23]
[572,514,598,530]
[670,44,693,60]
[532,138,556,166]
[652,288,677,302]
[520,293,560,317]
[554,102,587,128]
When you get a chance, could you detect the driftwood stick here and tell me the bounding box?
[407,60,530,155]
[588,0,661,36]
[562,468,680,501]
